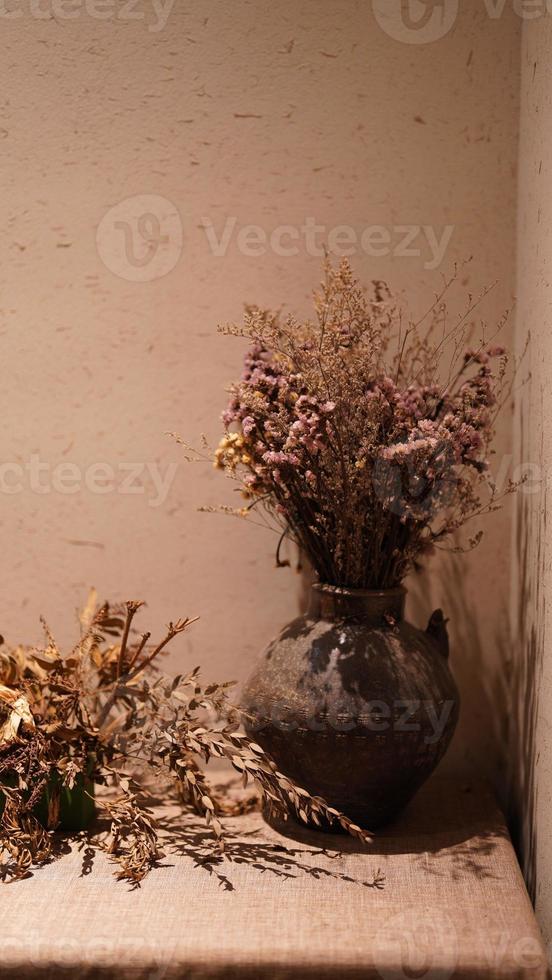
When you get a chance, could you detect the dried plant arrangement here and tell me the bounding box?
[0,594,379,885]
[197,258,519,589]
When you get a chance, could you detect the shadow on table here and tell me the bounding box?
[9,776,505,892]
[140,771,505,892]
[256,776,508,883]
[0,829,94,884]
[35,803,385,893]
[159,812,386,892]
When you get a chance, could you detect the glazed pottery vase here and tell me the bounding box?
[242,584,460,829]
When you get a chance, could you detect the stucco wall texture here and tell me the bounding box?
[516,13,552,949]
[0,1,520,781]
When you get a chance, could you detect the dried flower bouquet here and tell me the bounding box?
[0,594,376,884]
[210,260,515,588]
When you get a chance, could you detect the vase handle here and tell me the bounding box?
[426,609,449,658]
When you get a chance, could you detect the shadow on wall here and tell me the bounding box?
[408,516,540,905]
[505,408,545,904]
[409,410,543,904]
[407,553,509,783]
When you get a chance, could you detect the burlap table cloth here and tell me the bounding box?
[0,777,547,979]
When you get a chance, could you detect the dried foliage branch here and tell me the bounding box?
[198,258,522,589]
[0,596,377,884]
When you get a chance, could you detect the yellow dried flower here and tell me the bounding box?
[213,434,245,471]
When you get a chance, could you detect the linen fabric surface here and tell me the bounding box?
[0,777,546,979]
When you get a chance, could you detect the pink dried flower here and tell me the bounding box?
[210,260,513,589]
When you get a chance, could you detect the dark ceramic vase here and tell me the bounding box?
[241,584,460,830]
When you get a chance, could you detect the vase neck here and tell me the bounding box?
[309,584,406,624]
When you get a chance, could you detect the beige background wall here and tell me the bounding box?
[515,11,552,950]
[0,2,520,778]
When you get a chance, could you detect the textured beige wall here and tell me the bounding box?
[0,1,519,777]
[515,11,552,949]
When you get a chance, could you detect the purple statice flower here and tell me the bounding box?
[263,450,300,467]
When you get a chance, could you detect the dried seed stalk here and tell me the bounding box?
[0,598,379,884]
